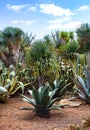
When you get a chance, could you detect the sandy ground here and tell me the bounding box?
[0,96,90,130]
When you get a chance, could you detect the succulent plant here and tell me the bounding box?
[76,71,90,104]
[0,85,9,102]
[49,79,72,98]
[20,84,64,118]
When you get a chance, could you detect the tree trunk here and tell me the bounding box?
[0,51,9,66]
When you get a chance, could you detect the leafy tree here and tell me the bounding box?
[76,23,90,53]
[76,23,90,39]
[76,23,90,70]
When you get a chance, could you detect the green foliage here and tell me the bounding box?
[49,79,72,98]
[30,40,52,62]
[76,23,90,38]
[84,42,90,52]
[24,39,57,86]
[20,84,64,118]
[66,41,78,53]
[0,66,26,97]
[76,71,90,104]
[76,23,90,53]
[5,77,25,96]
[59,44,66,55]
[25,39,53,67]
[24,47,31,68]
[59,62,76,92]
[76,54,86,77]
[3,26,24,42]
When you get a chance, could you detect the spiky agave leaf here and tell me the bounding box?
[4,83,11,90]
[60,82,72,96]
[28,85,50,108]
[49,79,71,98]
[38,85,50,107]
[10,81,25,95]
[76,75,90,104]
[0,86,7,93]
[47,96,60,108]
[77,76,89,95]
[77,89,86,100]
[28,89,32,96]
[48,104,64,111]
[0,86,9,102]
[21,94,36,107]
[49,88,58,100]
[31,86,40,105]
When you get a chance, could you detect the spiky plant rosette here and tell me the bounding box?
[20,84,64,118]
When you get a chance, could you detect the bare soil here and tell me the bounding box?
[0,96,90,130]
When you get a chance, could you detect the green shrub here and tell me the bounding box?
[49,79,72,98]
[84,42,90,52]
[66,41,78,53]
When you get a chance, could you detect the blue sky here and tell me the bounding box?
[0,0,90,39]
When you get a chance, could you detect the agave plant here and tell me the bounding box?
[0,85,9,102]
[76,71,90,104]
[5,77,25,96]
[49,79,72,98]
[20,84,64,118]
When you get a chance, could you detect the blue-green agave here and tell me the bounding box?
[20,84,64,118]
[76,72,90,104]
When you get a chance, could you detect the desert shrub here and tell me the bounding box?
[66,41,78,53]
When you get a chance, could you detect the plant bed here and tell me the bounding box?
[0,96,90,130]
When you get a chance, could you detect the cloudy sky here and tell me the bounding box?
[0,0,90,39]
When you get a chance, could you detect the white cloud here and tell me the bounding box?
[77,5,90,11]
[40,3,72,16]
[48,21,81,30]
[49,17,71,24]
[27,6,37,12]
[63,21,81,29]
[12,20,36,25]
[6,4,28,12]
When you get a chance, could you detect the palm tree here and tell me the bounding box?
[0,26,24,67]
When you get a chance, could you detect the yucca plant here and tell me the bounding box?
[76,71,90,104]
[20,84,64,118]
